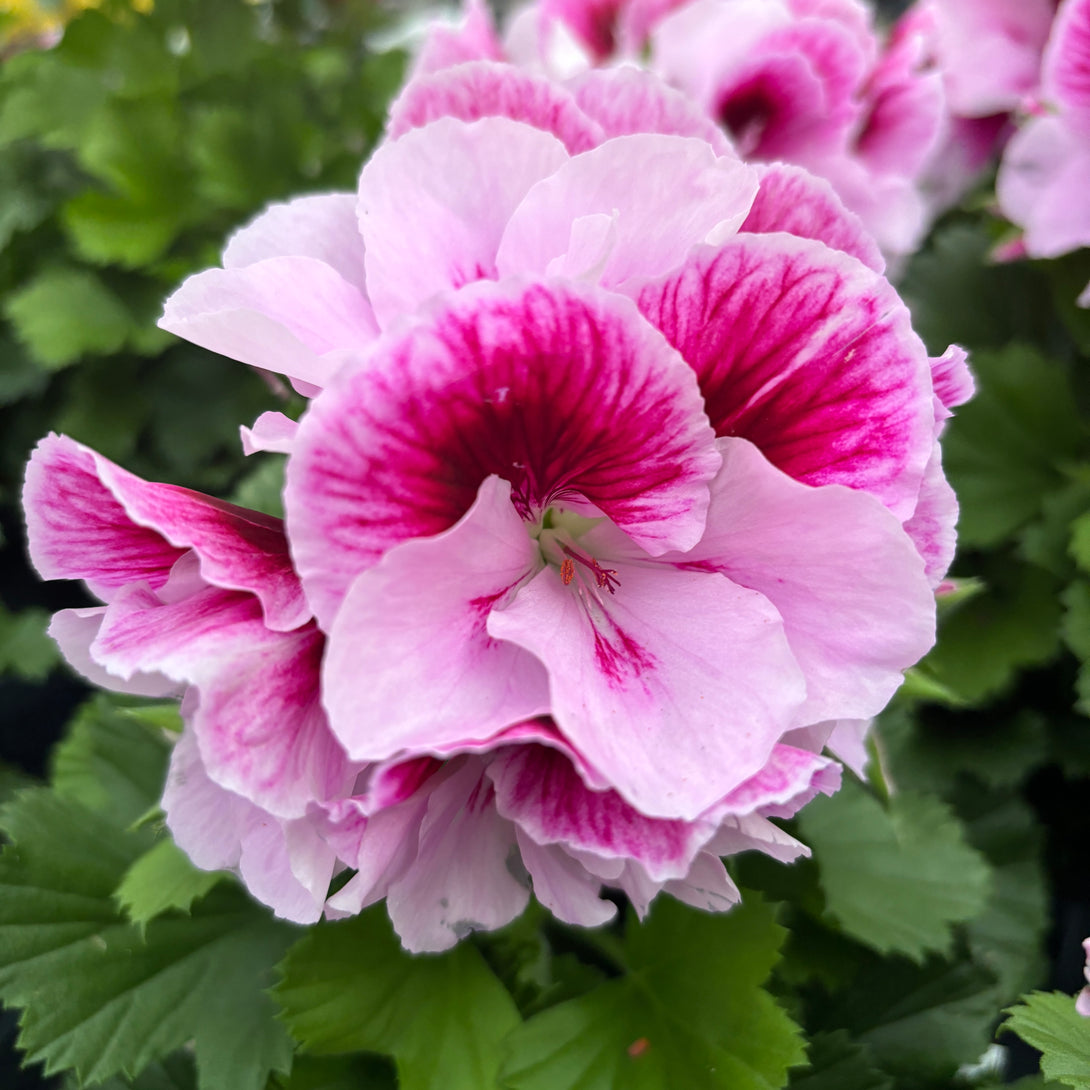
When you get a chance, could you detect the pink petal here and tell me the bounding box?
[163,732,336,924]
[25,435,186,600]
[285,278,719,626]
[706,812,810,863]
[930,345,974,412]
[680,438,936,724]
[159,257,378,389]
[92,584,351,817]
[321,476,550,762]
[240,411,298,456]
[358,117,569,327]
[411,0,503,77]
[1044,0,1090,130]
[635,233,934,520]
[825,717,872,777]
[387,61,604,153]
[496,134,758,287]
[934,0,1055,116]
[513,831,617,926]
[385,760,530,952]
[222,193,368,292]
[48,607,180,697]
[998,115,1090,257]
[904,441,958,588]
[489,743,714,881]
[716,743,841,818]
[567,64,733,153]
[854,14,945,178]
[741,162,884,272]
[662,852,741,913]
[712,20,867,159]
[27,435,306,630]
[488,559,805,821]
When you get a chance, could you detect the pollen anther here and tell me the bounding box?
[560,557,576,585]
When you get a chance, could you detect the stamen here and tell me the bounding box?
[560,557,575,586]
[561,544,620,595]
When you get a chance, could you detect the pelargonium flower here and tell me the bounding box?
[146,116,969,947]
[402,0,947,260]
[996,0,1090,283]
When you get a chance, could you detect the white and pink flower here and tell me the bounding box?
[996,0,1090,284]
[27,113,969,951]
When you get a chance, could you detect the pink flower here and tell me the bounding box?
[89,117,968,950]
[405,0,946,259]
[996,0,1090,270]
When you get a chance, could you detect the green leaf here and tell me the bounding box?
[942,344,1085,549]
[876,704,1050,793]
[0,789,296,1090]
[787,1032,892,1090]
[798,779,991,961]
[49,694,171,828]
[0,602,58,681]
[900,221,1052,355]
[957,787,1049,999]
[114,837,225,928]
[498,896,805,1090]
[275,1054,397,1090]
[1063,581,1090,715]
[5,264,135,368]
[64,1051,197,1090]
[1001,993,1090,1089]
[275,907,521,1090]
[62,189,184,267]
[816,954,999,1081]
[921,561,1064,705]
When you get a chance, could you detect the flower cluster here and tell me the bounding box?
[22,9,969,952]
[407,0,949,261]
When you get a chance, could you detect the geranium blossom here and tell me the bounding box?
[28,114,969,951]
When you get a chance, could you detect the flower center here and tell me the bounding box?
[533,507,621,596]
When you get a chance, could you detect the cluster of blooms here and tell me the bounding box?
[407,0,949,261]
[23,4,971,952]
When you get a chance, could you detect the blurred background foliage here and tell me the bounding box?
[1,1,1090,1089]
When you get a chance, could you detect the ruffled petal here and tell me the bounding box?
[488,559,805,820]
[240,411,298,456]
[159,257,378,389]
[741,162,884,271]
[358,117,569,327]
[387,61,604,153]
[635,233,934,520]
[163,731,336,923]
[322,476,550,761]
[1044,0,1090,131]
[496,133,758,287]
[680,438,936,724]
[385,760,530,952]
[286,278,719,625]
[222,192,368,291]
[411,0,503,77]
[48,607,180,697]
[24,434,186,600]
[513,831,617,926]
[998,116,1090,257]
[26,434,307,630]
[567,64,733,153]
[903,441,958,587]
[489,743,714,881]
